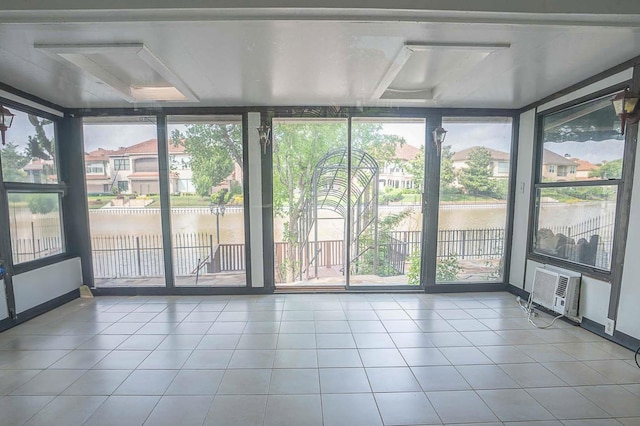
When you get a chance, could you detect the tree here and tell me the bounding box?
[27,115,55,162]
[590,159,623,179]
[439,145,456,193]
[0,142,29,181]
[458,147,496,197]
[28,194,57,215]
[170,124,242,197]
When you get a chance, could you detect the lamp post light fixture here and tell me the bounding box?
[432,126,447,157]
[0,106,15,145]
[209,192,227,245]
[611,88,640,136]
[257,123,272,155]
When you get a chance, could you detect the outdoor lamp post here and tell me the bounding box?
[611,88,640,136]
[0,105,15,145]
[209,198,226,245]
[432,127,447,157]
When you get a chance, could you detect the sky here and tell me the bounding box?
[5,112,622,164]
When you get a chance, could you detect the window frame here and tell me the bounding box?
[0,99,69,273]
[528,86,629,278]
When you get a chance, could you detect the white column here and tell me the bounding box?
[247,112,264,288]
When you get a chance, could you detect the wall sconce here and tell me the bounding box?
[0,105,15,145]
[432,127,447,156]
[257,123,272,155]
[611,88,639,136]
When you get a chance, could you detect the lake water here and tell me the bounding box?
[13,201,614,245]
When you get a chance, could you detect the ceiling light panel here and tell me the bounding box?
[373,42,510,102]
[35,43,198,103]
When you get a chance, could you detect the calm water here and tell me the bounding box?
[15,202,614,244]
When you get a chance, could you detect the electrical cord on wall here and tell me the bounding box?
[517,294,564,329]
[635,346,640,369]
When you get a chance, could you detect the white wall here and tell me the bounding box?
[12,258,82,314]
[510,69,633,332]
[248,112,264,288]
[0,279,8,321]
[616,128,640,339]
[509,109,536,289]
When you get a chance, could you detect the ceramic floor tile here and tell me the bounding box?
[11,369,86,396]
[317,349,363,367]
[273,349,318,368]
[321,393,383,426]
[137,350,192,369]
[457,364,520,389]
[543,361,614,386]
[426,390,499,424]
[183,350,233,369]
[0,395,55,426]
[477,389,555,422]
[374,392,441,425]
[365,367,421,392]
[114,369,177,395]
[269,368,319,394]
[84,395,159,426]
[228,349,275,368]
[24,395,106,426]
[264,394,322,426]
[217,368,272,394]
[319,368,371,393]
[165,369,224,395]
[412,366,472,391]
[143,395,213,426]
[93,350,151,370]
[204,395,267,426]
[526,387,610,420]
[62,370,131,395]
[576,385,640,417]
[359,348,406,367]
[499,363,567,388]
[0,370,42,395]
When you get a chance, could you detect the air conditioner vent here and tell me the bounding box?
[555,275,568,297]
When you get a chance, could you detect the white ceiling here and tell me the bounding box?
[0,16,639,110]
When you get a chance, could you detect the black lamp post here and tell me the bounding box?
[209,191,227,244]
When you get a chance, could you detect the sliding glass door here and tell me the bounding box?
[348,118,426,287]
[167,116,246,287]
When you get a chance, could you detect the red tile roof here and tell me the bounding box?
[452,146,510,162]
[393,144,421,161]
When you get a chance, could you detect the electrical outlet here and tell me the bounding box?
[605,318,615,336]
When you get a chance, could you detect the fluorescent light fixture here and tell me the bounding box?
[372,42,510,102]
[35,43,198,103]
[131,86,187,101]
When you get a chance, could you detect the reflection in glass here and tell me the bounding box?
[83,117,164,287]
[535,186,616,271]
[542,95,624,182]
[8,193,64,263]
[1,109,57,184]
[437,117,512,283]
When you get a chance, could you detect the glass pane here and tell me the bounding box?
[1,109,58,183]
[167,115,246,287]
[534,185,616,270]
[8,192,64,263]
[437,117,512,282]
[349,117,426,287]
[83,117,165,287]
[541,95,624,182]
[273,118,348,288]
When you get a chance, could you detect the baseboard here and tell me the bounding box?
[0,289,80,333]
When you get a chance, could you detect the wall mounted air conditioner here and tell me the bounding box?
[531,266,581,319]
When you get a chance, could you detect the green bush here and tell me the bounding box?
[381,188,403,204]
[28,194,57,215]
[436,256,462,282]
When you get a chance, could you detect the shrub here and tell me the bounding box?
[28,194,57,215]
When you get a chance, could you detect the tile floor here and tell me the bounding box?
[0,291,639,426]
